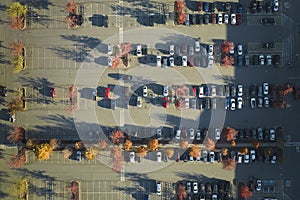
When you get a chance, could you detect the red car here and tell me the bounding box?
[236,14,242,26]
[198,1,203,12]
[192,87,197,96]
[212,13,216,24]
[50,88,56,98]
[162,97,168,108]
[105,87,110,99]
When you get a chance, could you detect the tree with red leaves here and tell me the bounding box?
[8,153,26,168]
[280,83,293,96]
[10,41,24,56]
[221,55,234,67]
[66,0,78,14]
[177,184,187,200]
[240,186,253,199]
[67,180,79,200]
[204,138,215,151]
[7,127,25,144]
[221,41,234,54]
[175,0,186,25]
[222,127,238,141]
[175,98,185,110]
[222,159,236,170]
[109,129,124,144]
[175,85,187,98]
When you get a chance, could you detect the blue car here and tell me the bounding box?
[237,4,243,13]
[203,2,209,12]
[205,86,210,96]
[225,98,230,110]
[237,55,243,67]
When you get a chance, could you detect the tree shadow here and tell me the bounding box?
[48,46,89,63]
[60,35,102,49]
[94,56,108,66]
[0,108,9,121]
[18,0,54,10]
[0,52,10,64]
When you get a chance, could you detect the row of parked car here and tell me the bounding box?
[250,0,279,14]
[185,13,242,26]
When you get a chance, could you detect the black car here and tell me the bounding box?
[252,55,259,65]
[223,2,231,12]
[203,2,209,12]
[103,15,108,27]
[198,14,203,25]
[266,2,272,13]
[204,98,211,109]
[204,14,210,24]
[273,55,280,66]
[249,85,256,96]
[201,129,208,140]
[257,1,263,13]
[260,18,275,24]
[210,2,216,13]
[149,15,154,26]
[251,2,257,13]
[0,86,7,97]
[263,42,275,48]
[121,75,132,80]
[237,55,243,67]
[216,152,222,162]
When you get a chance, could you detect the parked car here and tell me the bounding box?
[258,97,263,108]
[237,44,243,55]
[157,182,161,195]
[250,150,256,162]
[244,54,250,66]
[136,44,142,57]
[204,14,210,24]
[190,128,195,140]
[163,86,168,96]
[107,44,112,55]
[209,152,215,163]
[237,3,243,13]
[182,56,188,67]
[251,1,257,13]
[230,13,236,25]
[130,152,135,163]
[231,85,236,97]
[185,98,189,108]
[237,152,242,163]
[186,182,192,194]
[250,97,256,108]
[162,97,168,108]
[237,97,243,109]
[136,96,142,107]
[176,130,181,140]
[169,57,174,67]
[195,40,200,52]
[237,85,243,96]
[257,128,263,140]
[169,45,175,55]
[211,13,217,24]
[267,55,272,65]
[157,152,162,162]
[189,46,194,56]
[211,85,217,97]
[196,130,201,141]
[199,86,204,98]
[215,128,221,140]
[108,56,112,66]
[270,129,276,141]
[185,14,190,26]
[270,154,277,164]
[230,98,236,111]
[264,97,269,108]
[0,86,7,97]
[157,129,162,140]
[256,179,262,191]
[203,2,209,12]
[198,1,203,12]
[236,14,242,25]
[263,83,269,95]
[142,86,148,97]
[224,13,229,24]
[257,0,263,13]
[218,13,223,24]
[273,0,279,12]
[202,150,208,162]
[208,45,214,56]
[156,55,161,67]
[259,55,265,65]
[193,182,198,194]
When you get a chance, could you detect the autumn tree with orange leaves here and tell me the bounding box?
[98,140,108,149]
[67,180,79,200]
[63,147,73,159]
[230,140,236,146]
[7,127,25,144]
[34,143,54,161]
[175,0,186,25]
[252,140,260,149]
[66,0,78,14]
[221,55,234,67]
[239,147,249,155]
[221,41,234,54]
[6,2,27,30]
[136,146,147,157]
[147,139,158,151]
[222,127,238,141]
[8,153,26,168]
[109,129,124,144]
[204,138,215,151]
[75,141,84,150]
[164,148,174,158]
[10,41,24,56]
[85,146,99,160]
[175,98,185,110]
[189,146,201,158]
[177,184,187,200]
[222,159,236,170]
[221,148,229,156]
[180,140,189,149]
[123,139,133,151]
[240,186,253,199]
[26,139,39,149]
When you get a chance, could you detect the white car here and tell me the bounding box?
[199,86,204,98]
[237,44,243,55]
[237,97,243,109]
[237,85,243,96]
[211,85,217,97]
[256,179,262,191]
[108,56,113,66]
[196,130,201,140]
[157,152,162,162]
[218,13,223,24]
[193,182,198,194]
[76,151,82,162]
[156,55,161,67]
[259,55,265,65]
[209,152,215,163]
[237,152,242,163]
[136,96,142,107]
[244,154,250,163]
[143,86,147,97]
[224,14,229,24]
[185,98,189,108]
[208,55,214,68]
[250,150,256,162]
[264,96,269,108]
[231,13,236,25]
[195,40,200,52]
[273,0,279,12]
[266,55,272,65]
[107,44,112,55]
[270,129,276,141]
[215,128,221,140]
[208,45,214,56]
[182,56,188,67]
[157,182,161,195]
[176,130,181,140]
[229,45,234,54]
[190,128,195,140]
[157,129,162,140]
[169,57,174,67]
[263,83,269,95]
[129,152,135,163]
[136,44,142,57]
[163,86,168,96]
[230,98,236,111]
[169,45,175,55]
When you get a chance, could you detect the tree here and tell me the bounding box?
[280,83,293,96]
[222,159,236,170]
[221,148,228,157]
[221,55,234,67]
[26,139,39,149]
[111,147,123,172]
[123,139,132,151]
[164,148,174,158]
[8,98,24,114]
[176,184,187,200]
[175,98,185,110]
[8,153,26,168]
[12,55,24,72]
[175,85,188,98]
[264,148,273,157]
[175,0,186,25]
[10,16,25,30]
[189,146,201,158]
[111,56,121,68]
[221,41,234,54]
[49,139,59,149]
[11,178,28,200]
[204,138,215,151]
[7,127,25,144]
[230,140,236,146]
[240,186,253,199]
[10,41,24,56]
[109,129,124,144]
[98,140,108,149]
[34,143,54,160]
[85,147,98,160]
[7,2,27,18]
[147,139,158,151]
[136,146,147,157]
[66,0,78,14]
[180,140,189,149]
[75,141,84,150]
[63,147,73,159]
[239,147,249,155]
[222,127,238,141]
[252,140,260,149]
[66,180,79,200]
